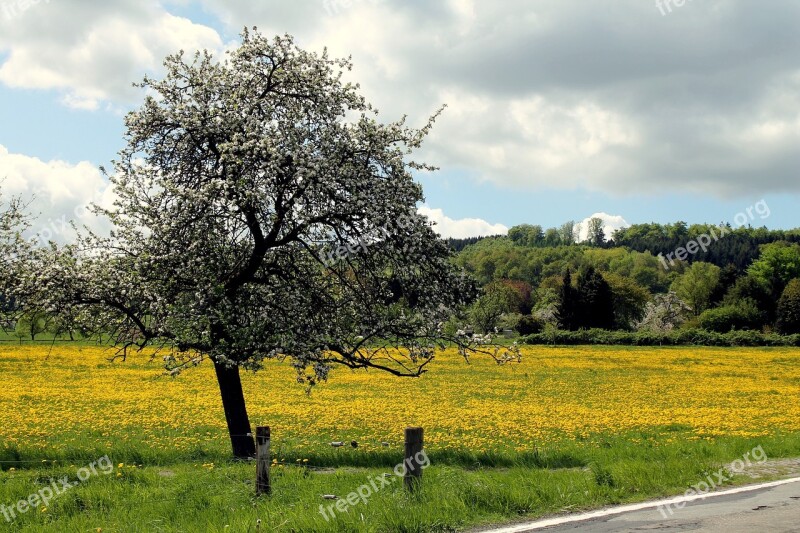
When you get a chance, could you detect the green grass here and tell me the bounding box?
[0,330,92,344]
[1,433,799,532]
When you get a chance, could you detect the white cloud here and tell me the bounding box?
[3,0,800,199]
[418,206,507,239]
[198,0,800,197]
[576,213,630,242]
[0,1,224,108]
[0,145,112,242]
[0,145,504,244]
[426,90,640,189]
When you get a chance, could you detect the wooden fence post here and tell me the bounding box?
[404,427,424,492]
[256,426,271,495]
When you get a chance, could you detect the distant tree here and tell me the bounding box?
[668,221,689,241]
[748,242,800,301]
[576,266,613,329]
[515,315,544,335]
[586,217,606,247]
[670,262,721,316]
[469,282,520,333]
[556,269,579,330]
[603,272,650,330]
[723,274,774,324]
[776,279,800,334]
[698,300,763,333]
[507,225,528,244]
[0,188,30,330]
[508,224,544,247]
[558,221,578,245]
[606,250,675,294]
[544,227,561,246]
[709,263,739,306]
[15,310,51,341]
[532,275,561,325]
[498,279,533,314]
[634,292,691,332]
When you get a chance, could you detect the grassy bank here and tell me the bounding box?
[2,434,800,532]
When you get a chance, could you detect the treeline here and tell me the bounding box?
[523,328,800,347]
[454,221,800,340]
[446,235,497,252]
[614,223,800,271]
[498,219,800,271]
[455,238,673,294]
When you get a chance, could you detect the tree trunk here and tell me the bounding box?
[213,361,256,458]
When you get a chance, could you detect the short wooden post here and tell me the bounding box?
[256,426,271,495]
[404,427,424,492]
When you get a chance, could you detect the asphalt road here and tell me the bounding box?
[479,478,800,533]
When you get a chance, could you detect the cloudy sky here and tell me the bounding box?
[1,0,799,239]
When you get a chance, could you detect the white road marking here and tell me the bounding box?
[480,476,800,532]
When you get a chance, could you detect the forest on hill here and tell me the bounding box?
[450,220,800,339]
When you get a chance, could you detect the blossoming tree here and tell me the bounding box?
[26,30,517,458]
[0,190,29,325]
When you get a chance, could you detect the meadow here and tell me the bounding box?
[1,343,800,531]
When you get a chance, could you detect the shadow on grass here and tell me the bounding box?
[1,445,587,471]
[6,431,800,473]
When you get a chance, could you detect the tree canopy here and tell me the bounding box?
[0,189,30,327]
[747,242,800,299]
[776,279,800,334]
[670,262,721,316]
[21,30,516,458]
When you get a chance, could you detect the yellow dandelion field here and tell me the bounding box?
[2,344,800,458]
